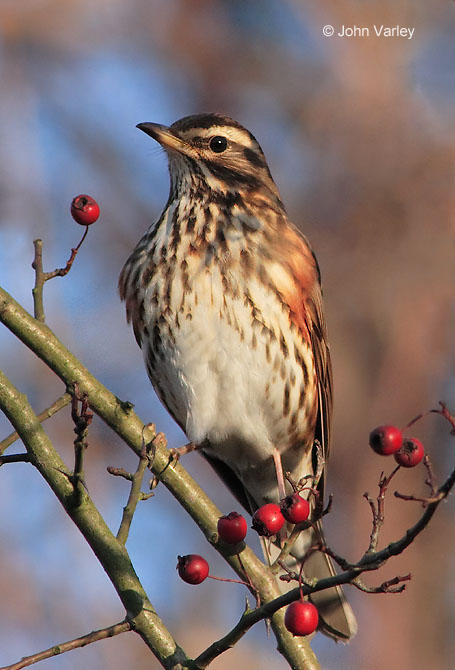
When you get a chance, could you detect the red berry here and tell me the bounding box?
[369,425,403,456]
[394,438,425,468]
[252,503,285,537]
[177,554,209,585]
[217,512,248,544]
[281,493,310,524]
[284,601,319,636]
[70,194,100,226]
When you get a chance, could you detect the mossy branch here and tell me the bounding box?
[0,369,192,670]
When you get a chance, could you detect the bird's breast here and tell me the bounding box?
[139,250,317,471]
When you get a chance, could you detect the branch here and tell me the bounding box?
[0,392,71,455]
[363,465,400,553]
[0,453,32,466]
[0,620,131,670]
[402,401,455,434]
[0,369,192,670]
[0,286,320,669]
[196,455,454,670]
[69,386,93,506]
[352,574,411,594]
[31,231,89,322]
[394,454,442,505]
[359,463,455,569]
[116,436,155,544]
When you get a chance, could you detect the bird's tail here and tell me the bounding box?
[266,521,357,642]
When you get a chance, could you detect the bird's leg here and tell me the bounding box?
[272,447,287,501]
[169,441,200,461]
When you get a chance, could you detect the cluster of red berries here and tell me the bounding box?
[369,425,425,467]
[177,495,317,635]
[251,492,310,537]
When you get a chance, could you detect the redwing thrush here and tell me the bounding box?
[119,113,357,641]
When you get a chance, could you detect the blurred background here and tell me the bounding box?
[0,1,453,669]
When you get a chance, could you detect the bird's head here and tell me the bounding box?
[137,113,282,202]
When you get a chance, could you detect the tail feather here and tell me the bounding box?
[265,522,357,642]
[304,547,357,641]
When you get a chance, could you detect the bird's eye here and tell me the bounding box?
[209,136,228,153]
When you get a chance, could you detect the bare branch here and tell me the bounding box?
[394,491,447,505]
[107,466,135,481]
[402,401,455,434]
[0,453,32,466]
[31,232,89,322]
[422,453,438,497]
[43,226,89,281]
[116,435,155,545]
[70,385,93,507]
[0,620,131,670]
[0,369,193,668]
[352,574,411,594]
[31,239,46,322]
[1,392,71,455]
[359,464,455,569]
[364,465,400,553]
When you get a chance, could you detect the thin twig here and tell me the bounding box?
[271,524,311,574]
[364,465,401,553]
[107,466,135,481]
[0,453,32,466]
[116,433,156,544]
[402,401,455,434]
[31,231,89,322]
[423,454,438,496]
[31,239,46,322]
[208,574,251,587]
[0,392,71,455]
[270,492,332,574]
[352,574,411,594]
[359,464,455,568]
[394,490,447,505]
[394,454,445,506]
[0,620,131,670]
[44,226,89,280]
[70,385,93,507]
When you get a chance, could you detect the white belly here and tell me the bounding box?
[141,261,315,502]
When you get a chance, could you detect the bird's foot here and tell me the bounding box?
[169,441,200,462]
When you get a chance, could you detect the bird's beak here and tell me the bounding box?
[136,122,187,153]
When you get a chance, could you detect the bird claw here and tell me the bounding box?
[169,441,200,462]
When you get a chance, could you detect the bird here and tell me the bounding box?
[119,113,357,641]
